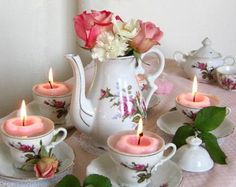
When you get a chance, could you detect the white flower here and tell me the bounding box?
[112,17,140,39]
[92,32,129,62]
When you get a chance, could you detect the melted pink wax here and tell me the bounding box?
[177,93,211,108]
[3,116,45,137]
[34,82,70,96]
[115,134,161,154]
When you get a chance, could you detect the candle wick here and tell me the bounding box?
[193,92,197,102]
[48,81,53,89]
[138,132,143,145]
[22,117,25,126]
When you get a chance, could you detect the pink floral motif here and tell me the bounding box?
[9,142,35,153]
[99,85,147,122]
[220,76,236,90]
[133,164,147,171]
[121,162,151,183]
[160,183,169,187]
[44,100,69,119]
[192,62,214,80]
[182,110,197,120]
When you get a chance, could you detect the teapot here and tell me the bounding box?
[66,48,165,148]
[173,37,235,83]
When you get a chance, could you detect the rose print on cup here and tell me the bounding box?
[44,99,69,119]
[99,85,147,123]
[9,142,35,153]
[219,76,236,90]
[192,62,214,81]
[121,162,151,183]
[182,110,197,120]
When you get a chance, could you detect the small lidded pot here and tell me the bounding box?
[174,37,235,83]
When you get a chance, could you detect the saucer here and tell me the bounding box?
[157,111,235,138]
[0,141,74,187]
[86,153,182,187]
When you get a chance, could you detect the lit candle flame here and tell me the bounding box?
[20,100,27,126]
[48,67,54,88]
[192,76,198,102]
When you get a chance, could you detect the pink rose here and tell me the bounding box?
[74,10,121,49]
[34,157,59,178]
[130,20,163,53]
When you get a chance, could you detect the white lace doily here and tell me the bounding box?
[75,133,108,156]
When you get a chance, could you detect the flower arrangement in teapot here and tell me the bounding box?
[66,10,165,148]
[73,10,163,62]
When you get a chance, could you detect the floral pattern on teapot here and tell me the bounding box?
[192,62,214,81]
[99,84,147,123]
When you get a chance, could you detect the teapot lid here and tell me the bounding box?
[192,37,222,58]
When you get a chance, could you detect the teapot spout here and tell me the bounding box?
[66,54,94,134]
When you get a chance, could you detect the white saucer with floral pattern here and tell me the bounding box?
[0,141,74,187]
[86,153,182,187]
[156,110,234,138]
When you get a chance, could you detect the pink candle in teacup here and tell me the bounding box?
[176,76,211,120]
[33,67,71,96]
[115,118,161,154]
[32,68,72,125]
[3,100,45,137]
[107,118,176,187]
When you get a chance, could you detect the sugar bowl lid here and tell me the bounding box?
[172,136,214,172]
[191,37,221,58]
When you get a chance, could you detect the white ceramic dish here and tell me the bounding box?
[0,141,74,187]
[156,110,234,138]
[86,153,182,187]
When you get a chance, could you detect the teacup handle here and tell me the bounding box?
[139,47,165,105]
[45,128,67,151]
[223,56,235,65]
[151,143,176,172]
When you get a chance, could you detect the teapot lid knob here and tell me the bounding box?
[202,37,211,46]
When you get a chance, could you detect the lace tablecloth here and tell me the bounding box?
[66,59,236,187]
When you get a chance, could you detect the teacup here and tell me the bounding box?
[216,65,236,91]
[107,130,176,187]
[0,117,67,170]
[32,84,72,125]
[175,93,230,122]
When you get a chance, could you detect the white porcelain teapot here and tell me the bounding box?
[66,48,165,148]
[174,37,235,83]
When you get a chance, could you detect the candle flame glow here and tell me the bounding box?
[48,67,54,84]
[20,100,27,125]
[192,76,198,98]
[136,117,143,137]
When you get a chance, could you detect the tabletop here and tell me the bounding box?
[66,59,236,187]
[0,59,235,187]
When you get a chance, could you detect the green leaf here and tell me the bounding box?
[39,145,49,158]
[172,125,195,148]
[194,106,226,132]
[200,132,227,164]
[56,174,81,187]
[83,174,112,187]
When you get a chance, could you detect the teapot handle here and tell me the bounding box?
[223,56,235,65]
[173,51,186,66]
[137,47,165,106]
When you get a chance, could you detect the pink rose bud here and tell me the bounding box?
[34,157,59,178]
[130,20,163,53]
